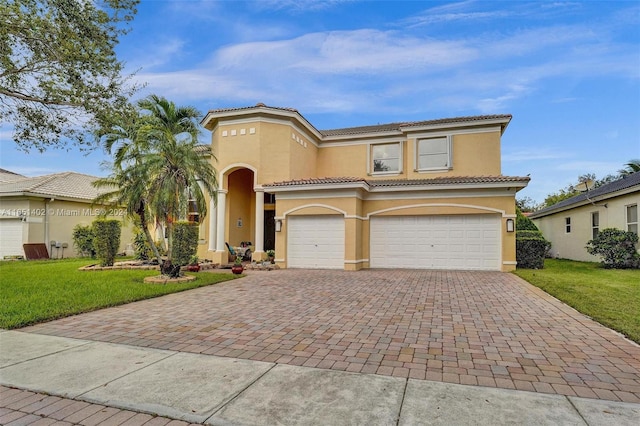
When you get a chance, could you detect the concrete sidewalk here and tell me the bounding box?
[1,330,638,425]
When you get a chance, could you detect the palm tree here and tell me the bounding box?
[619,159,640,176]
[94,108,164,264]
[136,95,218,274]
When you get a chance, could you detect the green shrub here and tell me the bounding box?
[72,224,95,257]
[92,219,121,266]
[516,225,551,269]
[586,228,640,269]
[516,209,539,231]
[172,221,198,266]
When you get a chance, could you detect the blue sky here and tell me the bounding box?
[1,0,639,203]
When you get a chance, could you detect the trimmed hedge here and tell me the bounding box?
[92,219,121,266]
[72,224,95,257]
[516,228,551,269]
[586,228,640,269]
[173,221,199,266]
[516,209,539,231]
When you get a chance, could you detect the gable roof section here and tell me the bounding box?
[530,172,640,219]
[0,172,107,202]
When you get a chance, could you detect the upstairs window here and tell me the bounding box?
[371,143,401,174]
[565,217,571,233]
[591,212,599,240]
[417,137,451,171]
[627,204,638,234]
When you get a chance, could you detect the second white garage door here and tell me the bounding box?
[287,215,345,269]
[370,215,501,270]
[0,219,25,259]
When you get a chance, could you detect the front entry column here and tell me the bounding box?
[253,187,264,260]
[215,189,227,253]
[208,197,216,252]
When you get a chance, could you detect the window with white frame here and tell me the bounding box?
[565,217,571,233]
[371,143,401,174]
[627,204,638,234]
[417,136,451,171]
[591,212,599,240]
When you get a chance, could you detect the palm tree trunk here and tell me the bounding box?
[137,204,162,264]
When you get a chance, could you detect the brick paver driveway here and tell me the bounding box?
[23,270,640,403]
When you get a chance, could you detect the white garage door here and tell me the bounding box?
[370,215,500,270]
[287,215,345,269]
[0,220,25,259]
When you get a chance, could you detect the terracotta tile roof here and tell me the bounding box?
[206,103,299,115]
[320,114,513,137]
[264,175,530,188]
[204,104,511,138]
[0,172,107,201]
[369,175,530,187]
[530,172,640,218]
[264,177,365,187]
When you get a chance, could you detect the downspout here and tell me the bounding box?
[44,198,51,257]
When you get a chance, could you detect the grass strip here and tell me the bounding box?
[514,258,640,343]
[0,258,239,329]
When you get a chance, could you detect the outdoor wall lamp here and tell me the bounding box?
[275,219,282,232]
[506,218,515,233]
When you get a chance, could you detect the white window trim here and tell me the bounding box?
[626,203,638,233]
[368,141,403,176]
[591,211,599,240]
[415,135,452,172]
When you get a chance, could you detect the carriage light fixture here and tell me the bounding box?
[506,218,515,233]
[275,219,282,232]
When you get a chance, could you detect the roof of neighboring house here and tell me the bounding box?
[530,172,640,219]
[0,171,106,202]
[203,103,512,138]
[264,175,530,189]
[0,169,26,183]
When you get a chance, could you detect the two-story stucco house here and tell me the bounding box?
[196,104,529,271]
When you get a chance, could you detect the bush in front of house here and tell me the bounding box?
[172,221,199,267]
[586,228,640,269]
[92,219,121,266]
[516,229,551,269]
[72,224,95,257]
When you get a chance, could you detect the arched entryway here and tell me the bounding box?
[208,165,274,264]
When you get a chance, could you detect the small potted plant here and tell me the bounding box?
[231,254,244,274]
[266,249,275,264]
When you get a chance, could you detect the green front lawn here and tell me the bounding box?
[514,259,640,343]
[0,258,238,329]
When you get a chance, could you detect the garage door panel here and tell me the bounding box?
[0,220,24,259]
[370,215,500,271]
[288,216,344,269]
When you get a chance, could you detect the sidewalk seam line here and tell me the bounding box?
[565,396,591,426]
[395,378,409,426]
[75,350,179,399]
[205,362,278,422]
[0,333,94,369]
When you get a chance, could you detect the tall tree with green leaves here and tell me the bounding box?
[619,159,640,176]
[137,95,217,269]
[0,0,140,151]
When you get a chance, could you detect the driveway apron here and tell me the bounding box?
[21,269,640,403]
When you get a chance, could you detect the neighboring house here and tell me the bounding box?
[0,170,134,259]
[530,173,640,262]
[196,104,529,271]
